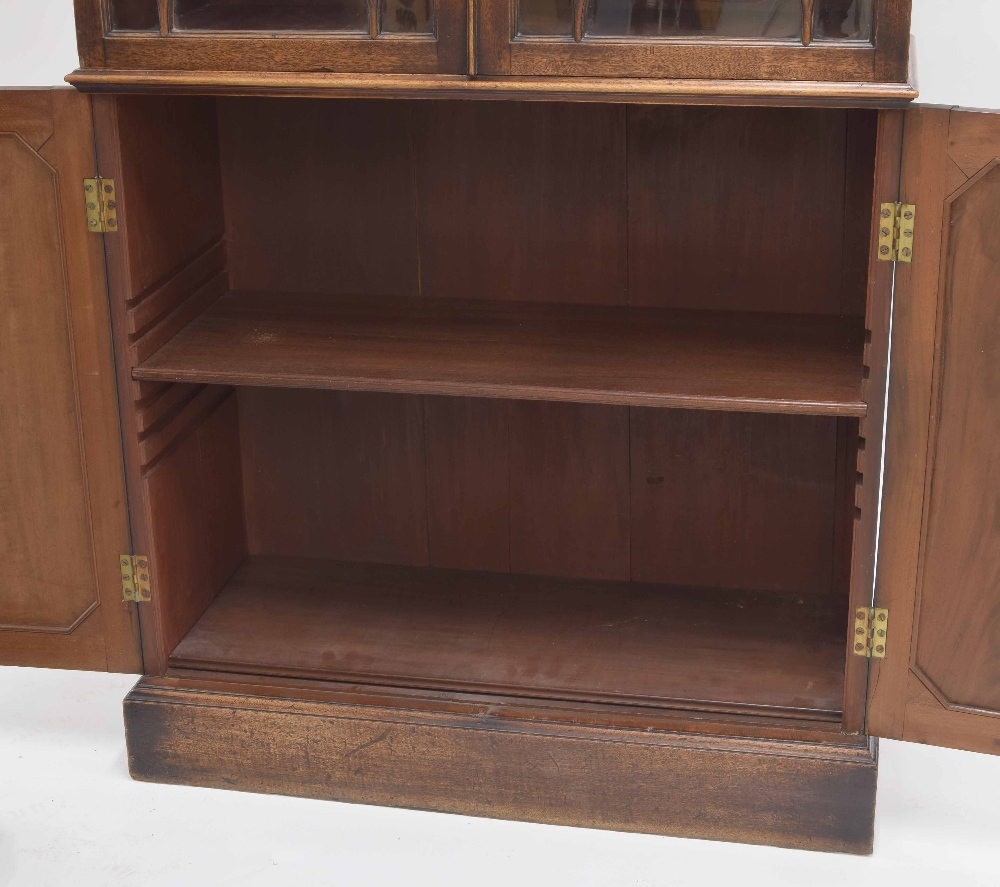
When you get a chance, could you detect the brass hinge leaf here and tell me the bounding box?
[84,178,118,234]
[877,203,915,263]
[853,607,888,658]
[120,554,151,603]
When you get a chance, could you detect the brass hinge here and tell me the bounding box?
[877,203,915,263]
[120,554,151,603]
[84,178,118,233]
[853,607,889,658]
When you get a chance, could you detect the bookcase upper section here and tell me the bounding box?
[69,0,915,102]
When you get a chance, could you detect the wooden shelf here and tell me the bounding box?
[135,292,868,416]
[170,556,849,719]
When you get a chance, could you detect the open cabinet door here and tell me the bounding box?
[0,89,142,672]
[869,107,1000,755]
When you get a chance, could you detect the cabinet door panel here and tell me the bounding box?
[78,0,467,75]
[870,108,1000,755]
[0,89,141,672]
[479,0,907,83]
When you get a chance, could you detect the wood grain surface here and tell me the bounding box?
[125,675,878,853]
[870,108,1000,757]
[134,292,868,416]
[0,89,140,671]
[168,556,848,717]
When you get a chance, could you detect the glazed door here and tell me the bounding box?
[869,107,1000,755]
[476,0,910,83]
[74,0,468,76]
[0,89,142,672]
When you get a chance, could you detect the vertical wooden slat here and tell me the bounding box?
[801,0,815,45]
[467,0,476,73]
[572,0,586,42]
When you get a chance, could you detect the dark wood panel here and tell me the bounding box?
[508,402,630,581]
[1,108,100,632]
[424,396,510,573]
[135,292,869,416]
[872,0,912,83]
[95,92,232,673]
[169,555,847,717]
[240,388,429,566]
[628,106,856,315]
[0,88,140,672]
[217,99,418,297]
[910,161,1000,714]
[412,101,627,305]
[870,108,1000,756]
[145,393,247,655]
[841,109,880,316]
[112,96,225,300]
[126,676,877,853]
[630,410,840,594]
[73,0,107,68]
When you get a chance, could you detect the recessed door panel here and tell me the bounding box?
[870,108,1000,755]
[0,89,141,672]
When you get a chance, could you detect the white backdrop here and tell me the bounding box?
[0,0,998,106]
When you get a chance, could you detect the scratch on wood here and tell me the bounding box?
[343,729,391,760]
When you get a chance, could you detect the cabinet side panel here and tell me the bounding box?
[95,94,230,673]
[114,96,224,299]
[217,98,418,298]
[144,393,247,655]
[872,0,912,84]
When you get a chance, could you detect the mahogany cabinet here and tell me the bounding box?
[2,0,1000,856]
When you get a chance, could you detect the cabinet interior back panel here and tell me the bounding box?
[216,98,877,316]
[239,389,844,594]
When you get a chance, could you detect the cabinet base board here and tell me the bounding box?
[124,675,877,854]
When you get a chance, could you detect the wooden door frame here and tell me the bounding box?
[869,106,1000,755]
[0,88,142,672]
[73,0,468,75]
[478,0,910,83]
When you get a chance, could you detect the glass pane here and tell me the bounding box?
[173,0,369,31]
[814,0,872,40]
[586,0,801,40]
[518,0,574,37]
[382,0,434,33]
[110,0,159,30]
